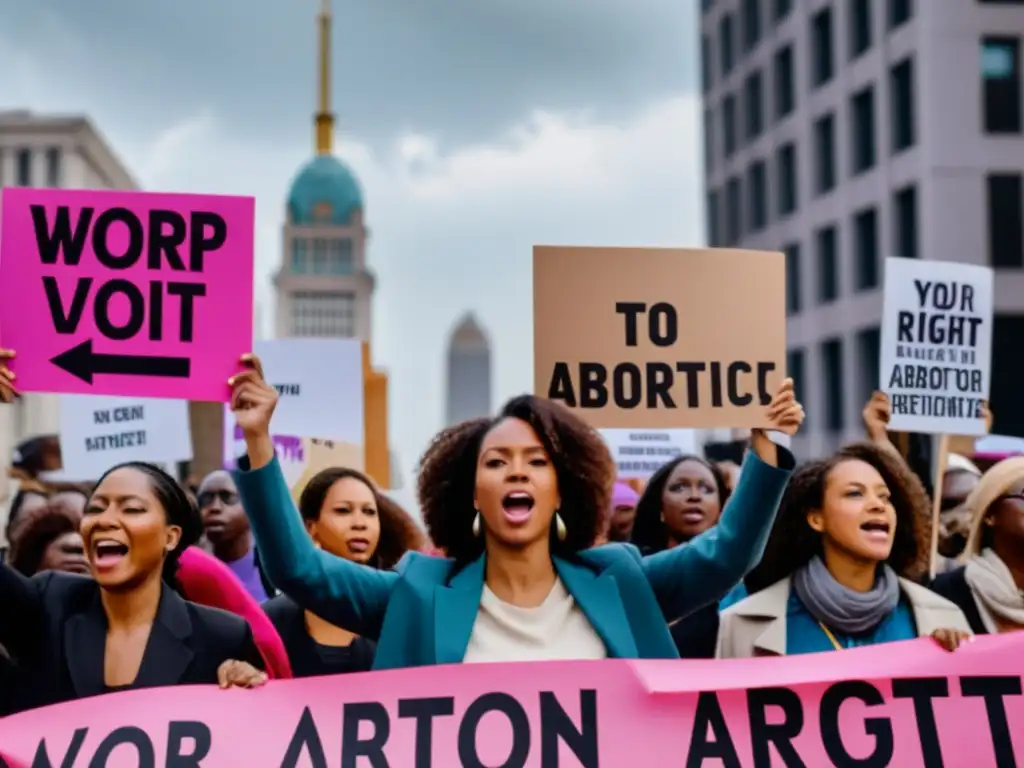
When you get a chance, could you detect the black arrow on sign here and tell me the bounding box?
[50,340,191,384]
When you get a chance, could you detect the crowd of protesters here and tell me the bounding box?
[1,345,1021,719]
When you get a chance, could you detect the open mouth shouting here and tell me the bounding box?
[91,538,130,571]
[501,491,535,525]
[859,519,892,543]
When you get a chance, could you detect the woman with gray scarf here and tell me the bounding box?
[716,443,971,657]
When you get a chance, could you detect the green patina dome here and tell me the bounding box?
[287,155,363,224]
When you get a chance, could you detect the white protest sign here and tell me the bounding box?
[880,257,993,435]
[232,338,363,441]
[223,338,364,469]
[601,429,698,480]
[59,395,192,480]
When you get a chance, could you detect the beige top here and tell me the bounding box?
[715,576,971,658]
[462,577,608,663]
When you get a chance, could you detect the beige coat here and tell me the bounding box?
[715,576,971,658]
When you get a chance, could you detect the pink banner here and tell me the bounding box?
[1,636,1022,766]
[0,187,254,401]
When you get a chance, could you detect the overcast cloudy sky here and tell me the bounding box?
[0,0,704,490]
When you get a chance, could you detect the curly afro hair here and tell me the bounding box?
[630,454,732,553]
[417,395,615,563]
[298,466,426,569]
[746,442,931,593]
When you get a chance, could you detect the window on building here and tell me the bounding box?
[893,185,918,260]
[720,14,735,76]
[702,34,713,93]
[854,207,879,290]
[747,160,768,232]
[777,142,798,217]
[328,239,354,274]
[707,189,721,246]
[816,225,839,303]
[822,338,845,432]
[890,57,915,152]
[44,148,61,187]
[726,176,743,245]
[15,149,31,186]
[856,327,881,404]
[723,94,738,156]
[849,0,872,59]
[785,242,802,315]
[704,108,715,172]
[311,239,328,273]
[814,112,836,194]
[290,238,309,273]
[742,0,761,53]
[982,37,1021,134]
[889,0,912,29]
[774,0,793,23]
[787,348,807,415]
[774,45,796,120]
[987,174,1024,267]
[291,291,356,337]
[850,85,876,174]
[744,70,764,141]
[811,7,835,87]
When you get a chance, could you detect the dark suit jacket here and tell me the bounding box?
[263,595,375,678]
[0,566,263,712]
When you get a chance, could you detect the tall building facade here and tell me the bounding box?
[700,0,1024,457]
[270,0,391,485]
[446,313,492,426]
[0,111,137,512]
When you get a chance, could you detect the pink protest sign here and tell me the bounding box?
[0,187,254,401]
[1,636,1022,766]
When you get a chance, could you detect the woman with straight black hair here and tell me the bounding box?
[0,422,268,712]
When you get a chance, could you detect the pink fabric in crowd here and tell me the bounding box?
[175,547,292,680]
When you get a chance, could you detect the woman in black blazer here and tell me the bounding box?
[0,458,267,713]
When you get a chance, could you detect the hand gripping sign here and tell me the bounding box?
[0,187,254,401]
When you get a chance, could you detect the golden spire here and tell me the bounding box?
[314,0,334,155]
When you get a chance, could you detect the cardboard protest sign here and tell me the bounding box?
[880,257,993,435]
[223,431,364,501]
[602,428,697,480]
[58,395,192,480]
[0,187,254,401]
[533,246,785,429]
[1,636,1021,766]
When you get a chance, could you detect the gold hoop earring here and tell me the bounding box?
[472,512,481,537]
[555,512,567,542]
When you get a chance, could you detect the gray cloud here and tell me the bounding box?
[1,0,697,149]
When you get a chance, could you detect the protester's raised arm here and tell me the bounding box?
[230,355,397,639]
[641,379,803,621]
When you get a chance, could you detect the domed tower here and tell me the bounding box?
[275,0,374,340]
[273,0,390,486]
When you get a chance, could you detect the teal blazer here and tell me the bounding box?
[234,448,794,669]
